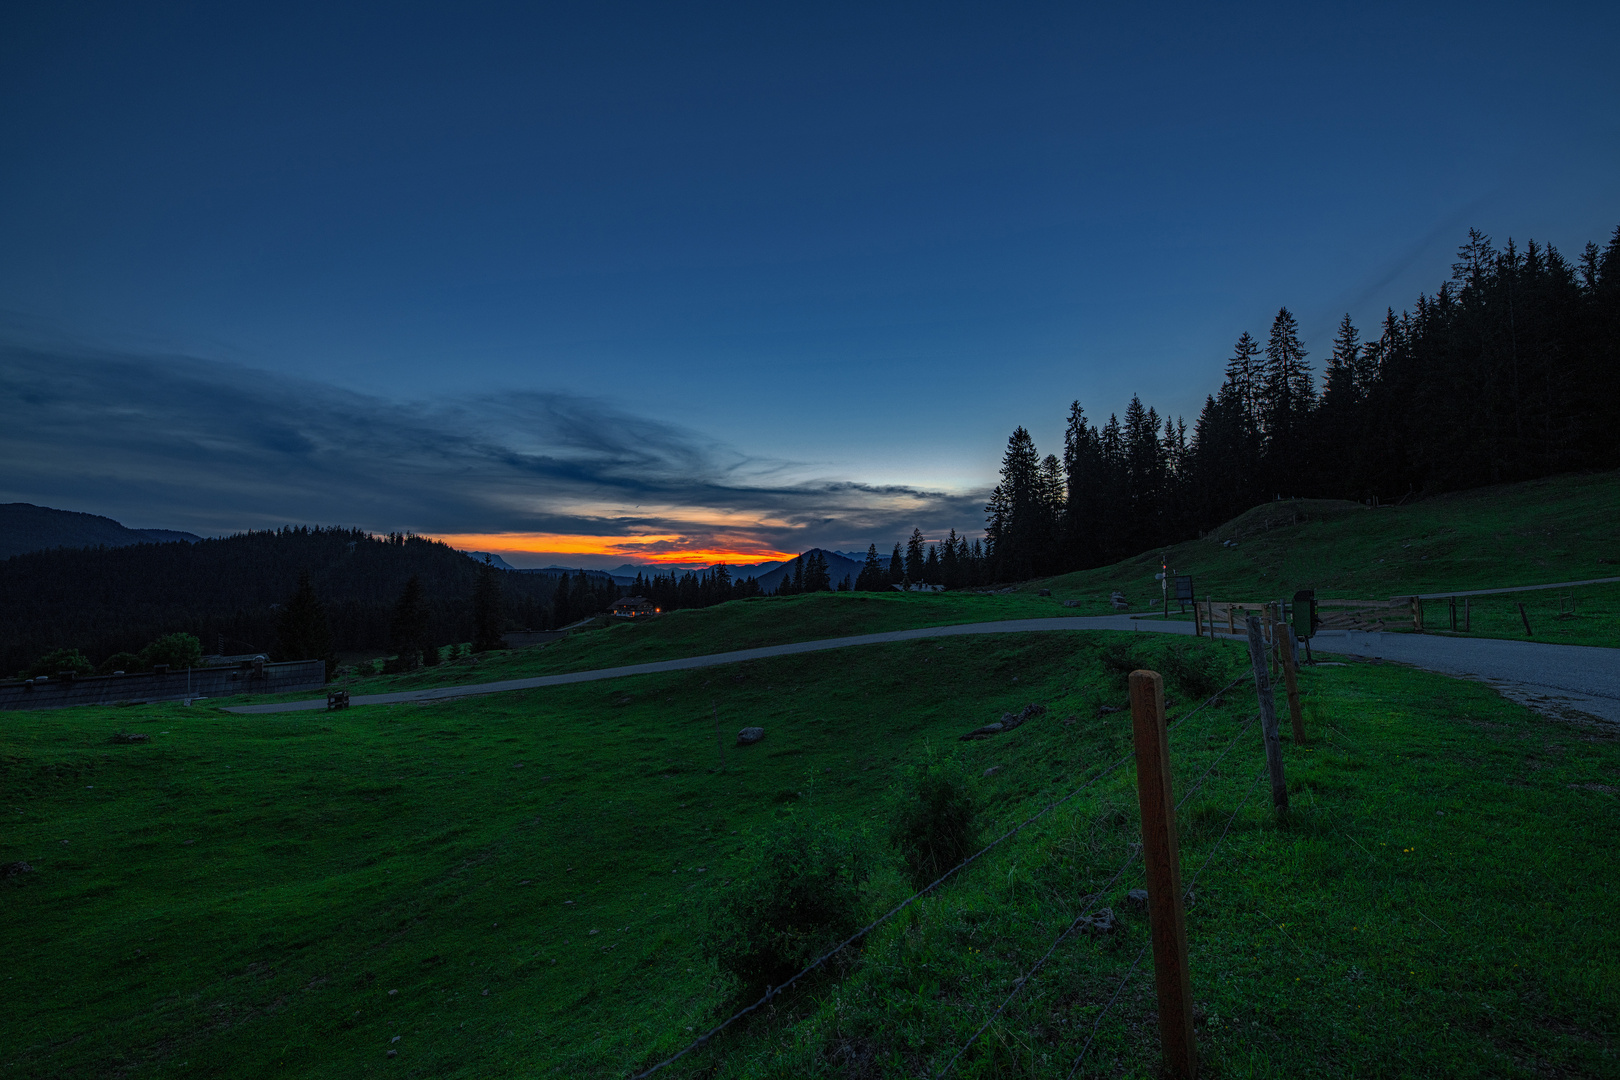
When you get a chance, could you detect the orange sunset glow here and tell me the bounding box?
[424,532,799,565]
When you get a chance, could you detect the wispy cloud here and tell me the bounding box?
[0,341,987,562]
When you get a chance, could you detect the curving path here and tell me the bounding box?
[223,614,1620,723]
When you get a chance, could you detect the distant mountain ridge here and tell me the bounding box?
[0,503,203,560]
[751,549,867,593]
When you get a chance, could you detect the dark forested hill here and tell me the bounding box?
[0,527,562,674]
[0,503,203,559]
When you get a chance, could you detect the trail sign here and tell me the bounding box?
[1175,576,1195,605]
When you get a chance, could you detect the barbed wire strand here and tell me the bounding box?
[629,671,1251,1080]
[931,850,1142,1080]
[1063,768,1265,1080]
[933,704,1258,1078]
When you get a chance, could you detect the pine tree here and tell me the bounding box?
[856,543,884,591]
[276,570,335,679]
[889,544,904,587]
[939,528,960,587]
[985,426,1042,581]
[1225,331,1264,431]
[472,560,505,652]
[905,529,926,584]
[1263,307,1314,491]
[389,574,428,670]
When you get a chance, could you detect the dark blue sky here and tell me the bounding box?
[3,2,1616,565]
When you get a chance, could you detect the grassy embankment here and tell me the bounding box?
[5,613,1618,1077]
[209,470,1620,712]
[1033,470,1620,648]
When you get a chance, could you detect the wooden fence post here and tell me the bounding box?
[1518,602,1534,637]
[1129,670,1198,1080]
[1464,597,1471,632]
[1279,626,1305,744]
[1245,617,1289,815]
[1411,596,1423,632]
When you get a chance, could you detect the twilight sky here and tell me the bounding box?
[3,2,1617,567]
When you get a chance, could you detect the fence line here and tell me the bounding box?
[1063,768,1265,1078]
[629,673,1250,1080]
[934,709,1260,1077]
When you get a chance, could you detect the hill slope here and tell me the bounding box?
[0,502,202,559]
[3,606,1615,1077]
[1035,470,1620,606]
[0,528,561,672]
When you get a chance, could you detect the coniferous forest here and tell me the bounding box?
[976,227,1620,580]
[5,227,1618,673]
[0,529,564,676]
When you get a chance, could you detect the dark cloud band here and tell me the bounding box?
[0,341,987,552]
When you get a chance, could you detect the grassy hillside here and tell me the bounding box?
[1031,470,1620,647]
[5,612,1617,1077]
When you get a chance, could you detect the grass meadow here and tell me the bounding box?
[5,618,1617,1077]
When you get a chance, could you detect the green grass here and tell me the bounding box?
[1032,470,1620,647]
[212,469,1620,711]
[5,622,1618,1077]
[209,590,1093,706]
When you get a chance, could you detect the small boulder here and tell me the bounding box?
[110,732,150,744]
[3,861,35,877]
[1063,599,1082,608]
[1126,888,1148,908]
[1078,907,1116,934]
[983,765,1002,777]
[736,727,765,746]
[1038,589,1052,597]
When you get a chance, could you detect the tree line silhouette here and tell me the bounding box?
[981,227,1620,581]
[0,528,561,676]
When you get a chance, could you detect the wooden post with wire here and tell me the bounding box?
[1129,669,1198,1080]
[1278,625,1305,743]
[1245,616,1289,815]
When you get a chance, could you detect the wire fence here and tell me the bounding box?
[1062,768,1265,1078]
[934,706,1261,1077]
[629,672,1253,1080]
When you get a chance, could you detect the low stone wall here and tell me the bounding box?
[0,659,327,711]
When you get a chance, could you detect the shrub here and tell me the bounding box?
[1099,639,1146,685]
[890,760,981,889]
[139,633,203,670]
[1161,642,1225,700]
[96,652,143,675]
[22,648,94,679]
[703,816,875,996]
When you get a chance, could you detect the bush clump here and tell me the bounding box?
[890,759,982,890]
[1099,639,1146,683]
[1161,641,1226,700]
[96,652,143,675]
[20,648,94,679]
[139,633,203,671]
[703,816,875,996]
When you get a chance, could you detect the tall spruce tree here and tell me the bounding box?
[1263,306,1314,490]
[904,529,926,583]
[985,426,1043,581]
[389,574,428,670]
[856,544,884,591]
[276,570,335,679]
[472,559,505,652]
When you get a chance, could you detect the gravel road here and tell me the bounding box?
[224,613,1620,723]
